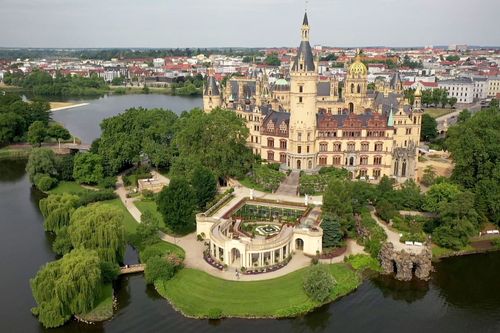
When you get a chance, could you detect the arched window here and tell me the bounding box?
[267,151,274,161]
[357,84,361,94]
[394,160,399,176]
[297,160,301,169]
[267,138,274,148]
[319,156,327,165]
[349,103,354,113]
[351,83,354,93]
[402,159,407,177]
[349,156,355,166]
[308,160,313,169]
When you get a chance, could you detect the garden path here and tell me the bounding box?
[369,209,425,254]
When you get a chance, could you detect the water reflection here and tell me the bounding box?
[370,274,429,304]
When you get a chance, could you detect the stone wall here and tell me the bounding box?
[379,242,432,281]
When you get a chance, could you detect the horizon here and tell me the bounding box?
[1,0,499,48]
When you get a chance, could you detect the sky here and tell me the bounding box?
[1,0,499,48]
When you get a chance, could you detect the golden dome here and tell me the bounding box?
[415,86,422,97]
[349,51,367,76]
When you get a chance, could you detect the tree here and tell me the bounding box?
[303,264,335,302]
[421,165,437,186]
[47,124,70,141]
[323,178,354,234]
[30,249,102,328]
[39,193,80,233]
[54,154,74,181]
[0,112,24,144]
[173,108,253,180]
[264,54,281,66]
[26,148,57,183]
[98,108,178,175]
[191,166,218,209]
[73,152,104,185]
[440,90,449,108]
[135,210,160,248]
[397,180,423,210]
[111,76,124,85]
[321,214,344,248]
[144,255,176,284]
[457,109,471,123]
[27,120,47,146]
[446,107,499,223]
[423,182,461,213]
[35,174,57,191]
[421,114,438,141]
[68,203,126,264]
[157,178,197,233]
[376,199,397,222]
[449,97,458,108]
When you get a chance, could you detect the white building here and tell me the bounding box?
[472,77,488,100]
[153,58,165,68]
[438,78,474,104]
[487,76,500,97]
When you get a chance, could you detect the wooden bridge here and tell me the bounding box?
[119,264,145,275]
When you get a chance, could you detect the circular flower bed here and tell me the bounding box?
[255,224,281,236]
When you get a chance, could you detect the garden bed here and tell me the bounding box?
[319,247,347,259]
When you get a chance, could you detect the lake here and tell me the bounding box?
[1,94,499,333]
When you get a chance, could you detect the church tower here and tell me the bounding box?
[287,12,318,171]
[203,70,222,112]
[344,50,368,114]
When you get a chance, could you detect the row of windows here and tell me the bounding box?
[317,131,387,138]
[267,139,287,149]
[319,142,383,152]
[317,155,383,166]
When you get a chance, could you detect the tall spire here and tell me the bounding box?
[301,12,310,41]
[292,12,315,72]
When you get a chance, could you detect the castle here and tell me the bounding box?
[203,12,423,182]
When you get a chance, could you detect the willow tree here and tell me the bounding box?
[68,203,125,264]
[39,193,80,233]
[30,249,102,328]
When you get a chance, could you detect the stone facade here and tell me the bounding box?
[379,242,432,281]
[203,12,423,182]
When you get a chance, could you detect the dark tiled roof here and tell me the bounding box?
[317,111,389,129]
[291,41,315,72]
[317,81,331,96]
[373,91,409,115]
[389,72,402,90]
[204,76,219,95]
[262,110,290,127]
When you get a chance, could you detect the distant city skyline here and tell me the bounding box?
[1,0,499,48]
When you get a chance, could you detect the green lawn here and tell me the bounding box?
[49,181,88,195]
[424,108,455,119]
[155,264,361,318]
[77,283,113,322]
[140,241,185,261]
[103,199,138,235]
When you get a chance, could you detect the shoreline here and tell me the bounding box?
[50,102,89,112]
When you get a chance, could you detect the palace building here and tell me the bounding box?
[203,12,423,182]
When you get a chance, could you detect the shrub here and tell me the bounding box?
[98,176,116,189]
[144,256,176,284]
[35,174,57,191]
[207,308,223,320]
[303,264,335,303]
[77,190,117,207]
[346,254,381,272]
[376,199,397,222]
[140,246,164,263]
[100,261,120,283]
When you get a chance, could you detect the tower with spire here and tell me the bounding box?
[203,69,222,112]
[287,12,319,171]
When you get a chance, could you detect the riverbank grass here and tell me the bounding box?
[155,264,361,319]
[48,181,88,194]
[432,244,475,259]
[0,147,31,160]
[76,283,113,322]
